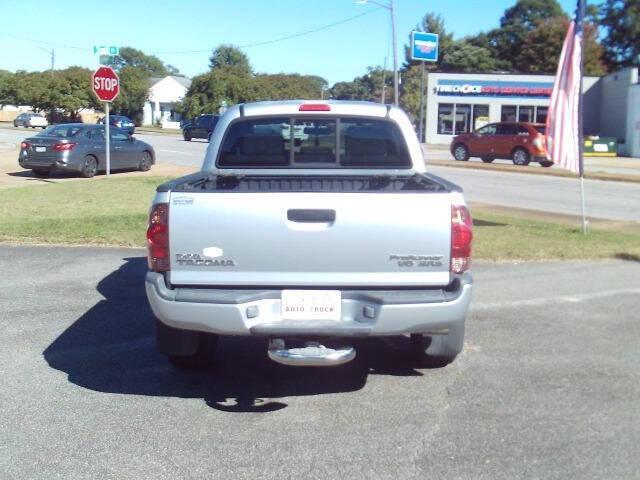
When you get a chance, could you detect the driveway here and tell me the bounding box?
[1,245,638,479]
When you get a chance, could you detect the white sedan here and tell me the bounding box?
[14,113,49,129]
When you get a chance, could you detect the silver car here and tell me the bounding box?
[14,112,48,129]
[18,123,155,178]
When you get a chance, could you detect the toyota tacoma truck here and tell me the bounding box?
[145,100,473,369]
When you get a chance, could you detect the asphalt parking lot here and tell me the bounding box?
[1,245,638,479]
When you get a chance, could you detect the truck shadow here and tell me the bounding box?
[43,257,423,413]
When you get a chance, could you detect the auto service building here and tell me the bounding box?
[424,67,639,155]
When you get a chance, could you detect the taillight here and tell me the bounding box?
[299,104,331,111]
[451,204,473,274]
[53,142,77,151]
[21,141,30,150]
[147,203,170,272]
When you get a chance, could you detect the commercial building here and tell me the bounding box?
[425,67,639,155]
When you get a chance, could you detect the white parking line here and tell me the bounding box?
[473,288,640,311]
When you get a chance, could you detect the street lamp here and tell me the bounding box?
[356,0,398,106]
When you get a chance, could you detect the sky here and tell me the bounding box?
[0,0,580,85]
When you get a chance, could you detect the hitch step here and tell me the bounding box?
[267,339,356,367]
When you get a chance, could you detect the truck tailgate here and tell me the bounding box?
[168,191,452,287]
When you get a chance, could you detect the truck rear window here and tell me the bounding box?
[217,116,411,168]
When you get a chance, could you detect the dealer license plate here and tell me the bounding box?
[281,290,341,321]
[35,147,46,152]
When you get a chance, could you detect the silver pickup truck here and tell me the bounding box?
[145,100,473,369]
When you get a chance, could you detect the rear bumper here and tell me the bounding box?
[18,154,83,172]
[145,271,473,338]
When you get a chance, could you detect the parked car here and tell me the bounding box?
[182,114,219,141]
[13,112,48,129]
[18,123,154,178]
[98,115,135,135]
[145,100,473,370]
[450,122,553,167]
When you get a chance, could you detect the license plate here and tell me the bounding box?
[281,290,341,321]
[35,147,46,152]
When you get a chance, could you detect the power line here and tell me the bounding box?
[0,7,382,64]
[153,8,382,55]
[0,31,88,51]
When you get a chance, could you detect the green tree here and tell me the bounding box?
[399,64,424,121]
[108,47,169,76]
[180,68,257,118]
[518,16,606,75]
[0,70,13,106]
[254,74,329,100]
[111,66,150,124]
[209,45,252,74]
[53,67,101,119]
[329,67,394,103]
[599,0,640,70]
[442,41,496,72]
[487,0,565,70]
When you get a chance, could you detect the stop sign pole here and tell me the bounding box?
[92,66,120,177]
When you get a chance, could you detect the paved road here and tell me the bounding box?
[1,245,638,479]
[0,126,206,167]
[429,165,640,222]
[423,145,640,176]
[3,125,640,221]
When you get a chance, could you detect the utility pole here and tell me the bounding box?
[418,62,425,142]
[381,55,387,103]
[356,0,399,106]
[38,47,55,76]
[389,0,398,106]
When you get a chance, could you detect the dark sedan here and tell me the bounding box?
[98,115,135,135]
[18,124,155,178]
[182,114,219,141]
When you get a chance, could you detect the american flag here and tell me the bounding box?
[546,5,584,175]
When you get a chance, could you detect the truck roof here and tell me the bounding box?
[240,100,393,118]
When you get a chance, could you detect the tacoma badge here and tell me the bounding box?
[176,253,236,267]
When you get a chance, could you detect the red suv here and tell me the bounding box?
[450,122,552,167]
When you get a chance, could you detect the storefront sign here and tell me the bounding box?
[435,80,553,98]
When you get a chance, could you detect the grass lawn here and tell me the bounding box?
[0,176,638,261]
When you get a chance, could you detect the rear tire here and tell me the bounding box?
[80,155,98,178]
[183,131,191,141]
[138,151,153,171]
[539,160,553,167]
[169,333,219,370]
[452,144,469,161]
[512,148,531,166]
[481,157,494,163]
[32,169,50,178]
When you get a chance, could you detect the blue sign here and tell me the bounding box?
[411,31,439,62]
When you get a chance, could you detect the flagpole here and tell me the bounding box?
[578,0,588,234]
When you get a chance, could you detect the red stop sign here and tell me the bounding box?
[92,66,120,102]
